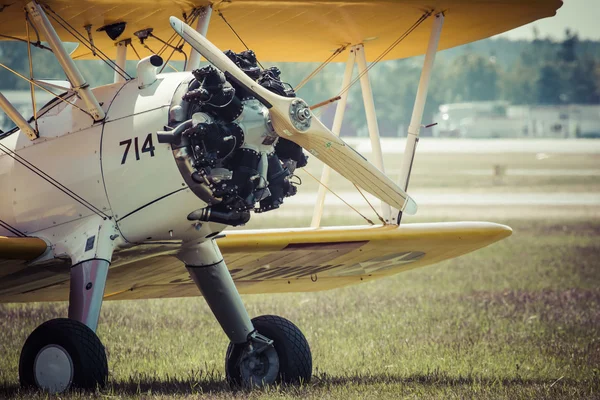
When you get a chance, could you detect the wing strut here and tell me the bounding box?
[114,40,128,83]
[395,13,444,223]
[185,5,213,72]
[0,92,37,139]
[310,47,356,228]
[355,44,391,223]
[310,44,393,227]
[25,1,105,121]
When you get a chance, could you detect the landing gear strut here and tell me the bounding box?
[19,219,115,393]
[181,239,313,387]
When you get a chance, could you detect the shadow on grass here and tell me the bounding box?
[1,371,590,397]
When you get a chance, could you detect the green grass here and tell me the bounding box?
[1,149,599,398]
[0,218,598,399]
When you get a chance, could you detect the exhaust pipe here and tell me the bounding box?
[137,55,163,89]
[188,208,250,227]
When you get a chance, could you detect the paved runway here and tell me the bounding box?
[345,138,600,154]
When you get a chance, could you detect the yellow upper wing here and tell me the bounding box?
[0,1,561,62]
[0,222,511,303]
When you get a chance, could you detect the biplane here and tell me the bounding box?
[0,0,560,393]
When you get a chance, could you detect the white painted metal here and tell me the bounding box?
[395,13,444,221]
[105,72,186,121]
[186,6,213,72]
[355,44,391,223]
[35,79,72,91]
[310,47,356,228]
[115,189,217,243]
[101,72,209,242]
[137,55,162,89]
[0,91,37,139]
[114,40,128,84]
[25,1,105,121]
[0,123,109,234]
[34,344,73,394]
[0,81,125,233]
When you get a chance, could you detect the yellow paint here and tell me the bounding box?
[0,236,47,261]
[0,222,512,303]
[0,1,561,62]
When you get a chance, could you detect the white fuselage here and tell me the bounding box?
[0,72,222,246]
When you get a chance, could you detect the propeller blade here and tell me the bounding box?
[169,17,417,215]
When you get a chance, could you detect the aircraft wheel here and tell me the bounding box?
[225,315,312,387]
[19,318,108,393]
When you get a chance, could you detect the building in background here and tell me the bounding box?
[433,101,600,138]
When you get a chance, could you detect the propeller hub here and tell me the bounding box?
[289,99,312,132]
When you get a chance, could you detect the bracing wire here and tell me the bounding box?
[43,5,131,80]
[337,11,432,98]
[302,169,375,225]
[294,44,348,91]
[0,63,93,118]
[0,34,52,51]
[129,42,142,60]
[353,184,387,224]
[217,10,264,69]
[0,219,26,237]
[25,13,39,134]
[0,143,110,220]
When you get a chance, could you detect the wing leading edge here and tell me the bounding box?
[0,236,47,261]
[0,1,561,62]
[0,222,511,303]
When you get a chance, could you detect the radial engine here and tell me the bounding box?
[158,50,308,227]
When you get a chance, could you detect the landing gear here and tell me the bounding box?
[180,240,313,388]
[226,315,312,387]
[18,218,116,393]
[19,318,108,393]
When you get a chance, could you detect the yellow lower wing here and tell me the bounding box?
[0,222,511,303]
[0,236,47,260]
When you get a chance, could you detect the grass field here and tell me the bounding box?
[0,144,599,399]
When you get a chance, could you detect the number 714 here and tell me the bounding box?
[119,134,155,165]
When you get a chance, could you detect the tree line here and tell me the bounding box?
[1,29,598,136]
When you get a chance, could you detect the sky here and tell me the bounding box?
[495,0,600,41]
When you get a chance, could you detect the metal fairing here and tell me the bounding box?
[0,83,122,234]
[100,72,211,242]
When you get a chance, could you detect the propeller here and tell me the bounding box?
[169,17,417,215]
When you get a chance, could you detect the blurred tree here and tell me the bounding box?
[502,61,537,105]
[536,64,563,104]
[558,29,577,63]
[445,54,499,102]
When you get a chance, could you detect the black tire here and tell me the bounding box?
[226,315,312,387]
[19,318,108,392]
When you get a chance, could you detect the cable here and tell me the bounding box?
[353,184,386,225]
[294,44,348,91]
[156,9,199,56]
[25,13,39,134]
[129,42,142,60]
[0,36,52,52]
[338,11,432,98]
[43,5,131,81]
[0,219,26,237]
[218,10,264,69]
[0,63,93,118]
[0,143,110,220]
[302,169,374,225]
